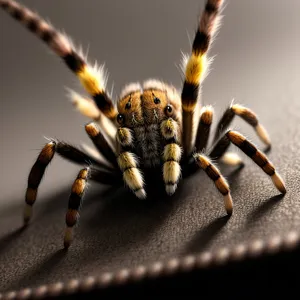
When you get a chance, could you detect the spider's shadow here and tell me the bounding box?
[74,171,188,261]
[183,215,230,254]
[6,249,68,292]
[1,162,246,292]
[246,194,285,225]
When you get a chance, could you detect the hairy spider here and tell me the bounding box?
[1,0,286,248]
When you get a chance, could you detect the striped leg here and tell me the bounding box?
[24,140,112,224]
[116,127,146,199]
[213,103,271,147]
[161,118,182,195]
[181,0,224,157]
[64,168,89,249]
[194,153,233,215]
[0,0,117,121]
[210,130,286,194]
[85,122,118,168]
[195,105,214,152]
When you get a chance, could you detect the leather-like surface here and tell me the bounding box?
[0,0,299,294]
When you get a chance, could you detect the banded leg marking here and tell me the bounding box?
[25,141,55,224]
[181,0,224,156]
[64,168,90,249]
[161,118,182,195]
[195,105,213,152]
[85,122,117,167]
[116,127,146,199]
[24,140,112,224]
[0,0,117,120]
[226,130,286,194]
[214,103,271,146]
[194,153,233,215]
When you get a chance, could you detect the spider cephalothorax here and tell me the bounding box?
[0,0,286,249]
[115,80,183,198]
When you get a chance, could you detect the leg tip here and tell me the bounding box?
[23,217,31,226]
[224,193,233,216]
[166,184,177,196]
[255,124,271,147]
[63,241,71,249]
[23,204,32,225]
[135,188,147,199]
[64,227,73,249]
[271,172,287,194]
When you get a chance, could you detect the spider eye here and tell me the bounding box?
[117,114,125,125]
[125,101,131,110]
[165,105,173,116]
[154,97,161,104]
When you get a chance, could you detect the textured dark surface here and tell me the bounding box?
[0,0,300,294]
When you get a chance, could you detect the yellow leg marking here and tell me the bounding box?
[163,161,181,186]
[161,118,179,140]
[69,90,100,119]
[221,152,243,166]
[117,127,133,146]
[117,152,137,170]
[200,105,213,124]
[77,64,104,96]
[185,54,207,85]
[163,144,182,162]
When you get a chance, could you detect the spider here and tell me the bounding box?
[1,0,286,249]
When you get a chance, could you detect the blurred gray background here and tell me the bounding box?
[0,0,300,293]
[0,0,299,205]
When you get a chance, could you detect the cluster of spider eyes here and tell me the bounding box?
[117,96,173,125]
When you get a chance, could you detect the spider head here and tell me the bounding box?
[117,80,181,128]
[117,83,143,128]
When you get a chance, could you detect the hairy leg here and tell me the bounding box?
[24,140,115,224]
[213,103,271,147]
[116,127,146,199]
[194,153,233,215]
[64,167,90,248]
[85,122,118,168]
[0,0,117,120]
[180,0,224,156]
[161,118,182,195]
[194,105,214,152]
[210,130,286,194]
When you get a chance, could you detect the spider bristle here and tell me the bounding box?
[66,89,100,120]
[119,82,142,100]
[143,79,166,92]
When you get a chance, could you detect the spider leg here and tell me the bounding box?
[116,127,146,199]
[194,105,214,152]
[194,153,233,215]
[68,91,117,145]
[0,0,117,121]
[180,0,224,157]
[85,122,118,168]
[161,118,182,195]
[64,167,90,248]
[213,103,271,147]
[210,130,286,194]
[24,140,116,224]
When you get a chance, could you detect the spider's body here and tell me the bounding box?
[1,0,286,248]
[117,81,182,169]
